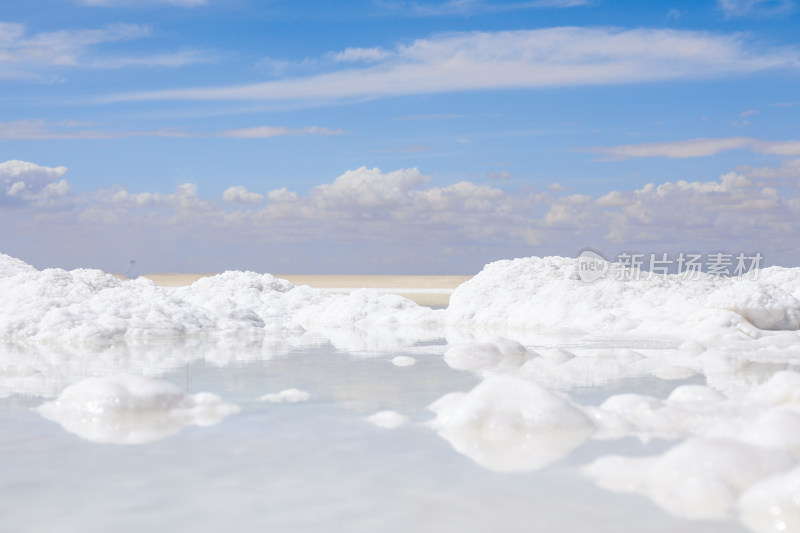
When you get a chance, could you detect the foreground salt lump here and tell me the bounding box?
[429,375,594,472]
[38,375,240,444]
[739,464,800,533]
[583,438,794,521]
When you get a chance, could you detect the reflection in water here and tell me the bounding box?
[428,375,594,472]
[2,330,798,532]
[739,464,800,533]
[37,374,240,444]
[365,410,408,429]
[583,439,794,521]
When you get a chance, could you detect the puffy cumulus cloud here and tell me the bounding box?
[735,158,800,181]
[305,166,430,209]
[543,166,800,252]
[259,168,542,245]
[105,27,800,104]
[589,137,800,160]
[222,186,264,205]
[102,182,210,212]
[0,160,67,184]
[5,160,800,273]
[0,160,71,208]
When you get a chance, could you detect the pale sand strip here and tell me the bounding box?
[114,274,472,307]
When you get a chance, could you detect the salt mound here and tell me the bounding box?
[0,260,442,343]
[752,266,800,299]
[37,374,240,444]
[0,252,36,278]
[428,375,594,472]
[447,256,800,338]
[0,268,218,342]
[3,251,800,345]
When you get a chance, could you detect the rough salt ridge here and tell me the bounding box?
[3,252,800,345]
[0,253,442,344]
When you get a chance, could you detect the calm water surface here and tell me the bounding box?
[0,337,758,533]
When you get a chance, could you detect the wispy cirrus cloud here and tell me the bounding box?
[102,27,800,105]
[717,0,794,17]
[218,126,346,138]
[395,113,466,121]
[588,137,800,160]
[0,120,345,140]
[0,21,211,80]
[79,0,207,6]
[331,47,393,63]
[374,144,430,153]
[380,0,589,17]
[0,120,190,140]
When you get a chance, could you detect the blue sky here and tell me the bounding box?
[1,0,799,273]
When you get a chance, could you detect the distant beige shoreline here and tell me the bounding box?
[113,273,472,307]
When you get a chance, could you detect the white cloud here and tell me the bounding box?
[103,183,210,214]
[0,22,210,80]
[90,50,214,69]
[218,126,345,138]
[266,187,299,204]
[332,47,392,63]
[487,171,512,180]
[589,137,800,160]
[374,144,429,153]
[104,27,800,104]
[0,160,71,207]
[0,160,67,184]
[5,160,800,273]
[0,120,192,140]
[222,186,264,205]
[718,0,794,17]
[79,0,207,6]
[0,120,344,141]
[0,22,149,66]
[734,158,800,180]
[390,0,588,17]
[395,113,466,121]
